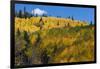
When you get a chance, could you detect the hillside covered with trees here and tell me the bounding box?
[14,7,95,66]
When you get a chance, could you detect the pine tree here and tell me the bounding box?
[43,14,47,17]
[90,21,93,26]
[15,10,18,17]
[23,31,30,44]
[40,50,50,64]
[24,7,26,18]
[72,16,74,20]
[68,16,70,19]
[19,10,23,18]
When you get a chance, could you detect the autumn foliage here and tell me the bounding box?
[15,16,95,66]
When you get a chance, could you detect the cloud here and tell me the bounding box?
[32,8,47,16]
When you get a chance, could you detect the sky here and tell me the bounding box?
[15,4,95,24]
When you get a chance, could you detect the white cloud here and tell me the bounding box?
[32,8,47,16]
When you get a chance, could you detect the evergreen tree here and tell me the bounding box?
[90,21,93,25]
[15,10,18,17]
[43,14,47,17]
[72,16,74,20]
[68,16,70,19]
[35,14,38,17]
[19,10,23,18]
[24,7,26,18]
[23,31,30,44]
[40,50,50,64]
